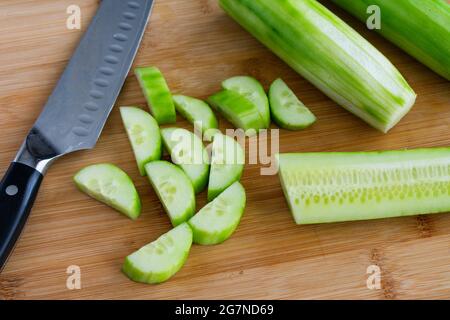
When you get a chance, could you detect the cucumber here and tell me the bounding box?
[208,133,245,201]
[122,223,193,284]
[74,164,141,220]
[120,107,161,176]
[277,149,450,225]
[269,79,316,130]
[145,161,195,226]
[160,128,210,194]
[135,67,176,124]
[208,90,266,135]
[172,95,219,139]
[222,76,270,128]
[189,182,246,245]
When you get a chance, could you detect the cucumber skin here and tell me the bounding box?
[332,0,450,80]
[219,0,416,133]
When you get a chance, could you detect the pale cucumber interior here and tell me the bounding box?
[120,107,161,176]
[74,164,141,220]
[145,161,195,226]
[189,182,246,245]
[277,149,450,224]
[122,223,193,284]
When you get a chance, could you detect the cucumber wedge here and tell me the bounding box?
[120,107,161,176]
[145,161,195,226]
[208,134,245,201]
[277,149,450,225]
[189,182,246,245]
[160,128,210,194]
[208,90,266,135]
[269,79,316,130]
[74,164,141,220]
[222,76,270,128]
[135,67,176,124]
[122,223,193,284]
[172,95,219,138]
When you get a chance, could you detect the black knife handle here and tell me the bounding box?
[0,162,43,270]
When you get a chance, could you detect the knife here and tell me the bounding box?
[0,0,154,271]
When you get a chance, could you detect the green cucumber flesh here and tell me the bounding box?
[145,161,196,226]
[135,67,176,124]
[189,182,246,245]
[222,76,270,128]
[122,223,193,284]
[120,107,162,176]
[160,128,210,194]
[269,79,316,130]
[277,149,450,224]
[74,164,141,220]
[208,133,245,201]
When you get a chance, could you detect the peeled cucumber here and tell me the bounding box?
[277,149,450,224]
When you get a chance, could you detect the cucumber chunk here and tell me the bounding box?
[120,107,162,176]
[172,95,219,139]
[269,79,316,130]
[189,182,246,245]
[135,67,176,124]
[222,76,270,128]
[160,128,210,194]
[277,149,450,225]
[145,161,195,226]
[122,223,193,284]
[208,90,266,135]
[208,134,245,201]
[74,164,141,220]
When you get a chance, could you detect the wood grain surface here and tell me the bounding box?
[0,0,449,300]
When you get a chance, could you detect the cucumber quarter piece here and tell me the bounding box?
[269,79,316,130]
[277,149,450,225]
[122,223,193,284]
[222,76,270,128]
[208,134,245,201]
[74,164,141,220]
[160,128,210,194]
[189,182,246,245]
[208,90,266,135]
[120,107,161,176]
[135,67,176,124]
[145,161,195,226]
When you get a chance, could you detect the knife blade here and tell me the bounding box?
[0,0,154,271]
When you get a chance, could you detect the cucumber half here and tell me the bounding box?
[222,76,270,128]
[122,223,193,284]
[120,107,161,176]
[135,67,176,124]
[74,164,141,220]
[269,79,316,130]
[160,128,210,194]
[189,182,246,245]
[277,149,450,225]
[145,161,195,226]
[208,133,245,201]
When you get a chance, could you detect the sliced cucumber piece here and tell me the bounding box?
[189,182,246,245]
[120,107,161,176]
[74,164,141,220]
[160,128,210,194]
[208,133,245,201]
[135,67,176,124]
[122,223,193,284]
[222,76,270,128]
[145,161,195,226]
[269,79,316,130]
[208,89,266,135]
[277,149,450,225]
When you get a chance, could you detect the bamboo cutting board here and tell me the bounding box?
[0,0,450,300]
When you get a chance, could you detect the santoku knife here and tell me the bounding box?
[0,0,154,270]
